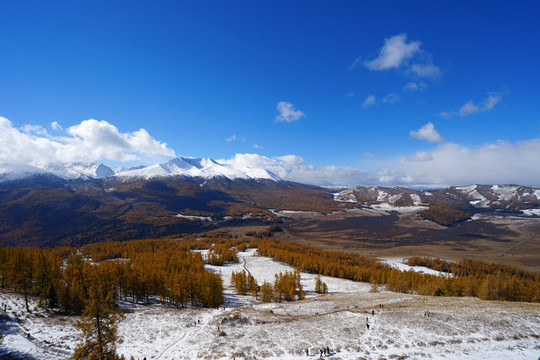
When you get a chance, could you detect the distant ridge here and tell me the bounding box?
[0,156,281,183]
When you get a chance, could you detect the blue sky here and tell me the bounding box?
[1,1,539,186]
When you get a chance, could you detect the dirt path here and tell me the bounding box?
[499,232,535,257]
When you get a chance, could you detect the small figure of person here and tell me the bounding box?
[326,346,330,354]
[372,310,375,316]
[305,348,309,356]
[366,323,370,330]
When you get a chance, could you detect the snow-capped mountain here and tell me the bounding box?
[334,184,540,210]
[115,157,281,181]
[0,157,281,183]
[0,162,115,182]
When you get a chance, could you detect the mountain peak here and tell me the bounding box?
[115,156,282,182]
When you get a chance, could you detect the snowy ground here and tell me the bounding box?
[1,250,539,360]
[379,257,454,277]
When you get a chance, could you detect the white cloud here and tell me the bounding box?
[275,101,305,123]
[459,94,502,117]
[438,111,452,119]
[410,122,445,144]
[346,91,355,98]
[405,151,433,162]
[409,63,442,78]
[363,33,441,79]
[51,121,62,131]
[403,81,426,91]
[215,135,540,187]
[0,117,175,165]
[441,93,504,118]
[253,144,263,149]
[22,124,47,136]
[391,137,540,186]
[365,34,421,71]
[220,153,377,187]
[226,135,246,143]
[383,93,401,104]
[362,95,376,107]
[363,152,376,159]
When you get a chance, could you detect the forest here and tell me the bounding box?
[0,233,538,320]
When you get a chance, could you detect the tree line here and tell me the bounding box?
[254,237,540,302]
[0,237,234,314]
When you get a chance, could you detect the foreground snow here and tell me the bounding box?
[1,251,539,360]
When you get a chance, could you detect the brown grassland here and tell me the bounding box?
[214,209,540,273]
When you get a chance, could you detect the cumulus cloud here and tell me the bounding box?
[253,144,263,149]
[363,33,441,79]
[275,101,305,123]
[51,121,62,131]
[409,122,445,143]
[440,93,504,118]
[219,153,378,187]
[0,117,175,165]
[391,137,540,186]
[362,95,376,107]
[217,136,540,187]
[365,34,421,71]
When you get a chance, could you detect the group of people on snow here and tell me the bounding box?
[305,345,331,357]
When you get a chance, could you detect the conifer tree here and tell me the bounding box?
[259,281,274,303]
[72,273,124,360]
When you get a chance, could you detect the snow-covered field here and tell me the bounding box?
[1,250,539,360]
[378,257,454,277]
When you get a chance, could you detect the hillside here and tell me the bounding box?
[0,246,538,360]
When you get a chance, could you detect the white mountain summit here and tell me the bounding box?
[0,157,281,182]
[116,156,281,181]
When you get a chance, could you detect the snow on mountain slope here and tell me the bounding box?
[333,184,540,212]
[115,156,281,181]
[31,162,115,180]
[0,162,114,181]
[0,156,282,182]
[456,184,490,208]
[0,163,48,181]
[491,185,519,201]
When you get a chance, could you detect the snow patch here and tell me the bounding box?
[175,214,213,221]
[521,209,540,216]
[370,203,428,213]
[379,258,453,277]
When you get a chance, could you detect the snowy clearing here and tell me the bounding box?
[378,258,454,277]
[0,250,538,360]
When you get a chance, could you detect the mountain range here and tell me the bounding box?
[1,157,539,247]
[0,156,280,183]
